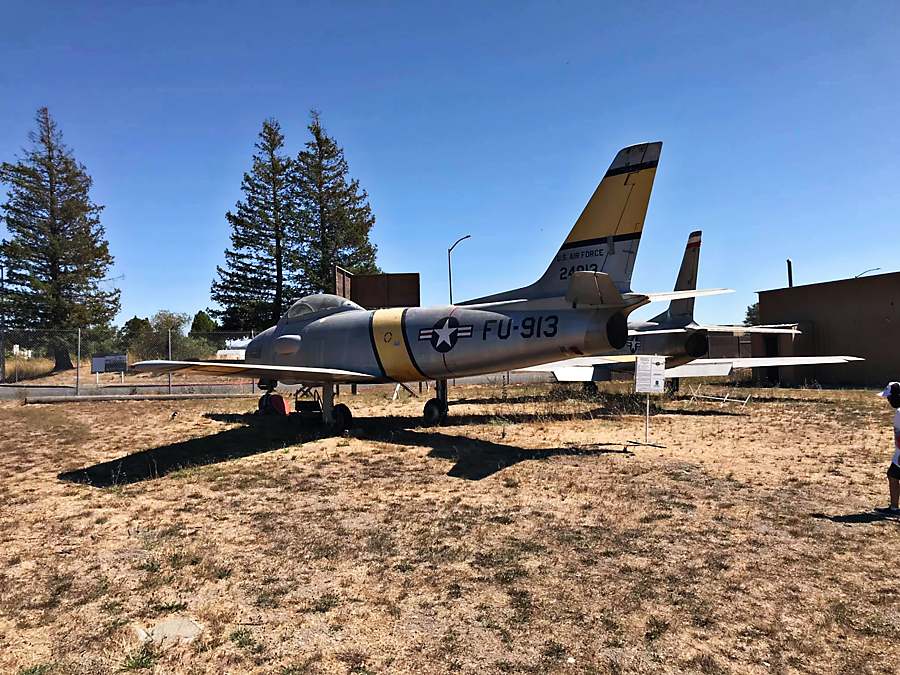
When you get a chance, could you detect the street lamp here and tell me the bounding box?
[854,267,881,278]
[0,266,5,384]
[448,234,471,305]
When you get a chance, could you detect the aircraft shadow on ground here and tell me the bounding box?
[58,410,636,486]
[658,408,747,418]
[359,417,632,480]
[58,415,323,487]
[452,397,745,419]
[811,511,900,525]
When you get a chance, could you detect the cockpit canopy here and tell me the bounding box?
[283,294,363,321]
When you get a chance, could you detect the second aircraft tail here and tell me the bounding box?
[650,230,702,325]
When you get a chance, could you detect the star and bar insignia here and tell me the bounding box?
[418,317,474,353]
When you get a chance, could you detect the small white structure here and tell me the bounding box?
[11,345,33,359]
[216,337,250,360]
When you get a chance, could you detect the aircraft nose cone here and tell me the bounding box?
[246,327,275,362]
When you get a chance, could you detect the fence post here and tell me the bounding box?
[167,329,172,394]
[0,318,4,385]
[76,328,81,395]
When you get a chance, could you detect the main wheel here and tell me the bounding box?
[331,403,353,433]
[423,398,447,426]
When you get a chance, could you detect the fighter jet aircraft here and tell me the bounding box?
[524,230,862,384]
[134,142,728,430]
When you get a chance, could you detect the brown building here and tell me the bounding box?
[334,266,420,309]
[754,271,900,386]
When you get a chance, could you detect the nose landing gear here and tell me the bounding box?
[258,380,353,434]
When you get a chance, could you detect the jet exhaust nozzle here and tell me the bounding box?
[607,312,628,350]
[585,310,628,354]
[685,332,709,358]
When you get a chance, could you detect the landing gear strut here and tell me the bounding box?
[293,383,353,434]
[321,384,353,433]
[423,378,449,425]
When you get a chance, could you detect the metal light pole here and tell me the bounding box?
[0,266,5,384]
[167,329,173,394]
[854,267,881,278]
[448,234,471,305]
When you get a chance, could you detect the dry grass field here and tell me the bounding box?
[0,383,898,674]
[3,360,254,389]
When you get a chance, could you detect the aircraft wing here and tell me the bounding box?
[665,356,863,378]
[694,323,801,335]
[526,355,863,382]
[628,323,800,337]
[523,355,636,372]
[131,360,377,384]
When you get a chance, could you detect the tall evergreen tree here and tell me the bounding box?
[0,107,120,370]
[294,111,378,294]
[211,119,297,330]
[189,310,217,335]
[744,302,760,326]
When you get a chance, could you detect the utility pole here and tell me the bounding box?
[448,234,471,306]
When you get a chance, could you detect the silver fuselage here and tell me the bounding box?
[245,301,627,384]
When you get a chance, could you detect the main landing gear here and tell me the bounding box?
[256,380,353,435]
[423,378,449,426]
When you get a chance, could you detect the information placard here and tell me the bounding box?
[635,356,666,394]
[91,354,127,374]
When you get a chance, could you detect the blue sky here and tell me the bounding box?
[2,1,898,326]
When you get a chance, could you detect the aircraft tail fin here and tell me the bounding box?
[650,230,701,324]
[461,142,661,305]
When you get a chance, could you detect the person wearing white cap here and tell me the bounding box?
[875,382,900,514]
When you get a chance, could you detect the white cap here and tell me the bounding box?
[878,382,900,397]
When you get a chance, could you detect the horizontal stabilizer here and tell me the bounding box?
[641,288,733,303]
[132,360,376,384]
[565,271,625,307]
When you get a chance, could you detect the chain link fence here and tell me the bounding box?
[0,326,256,396]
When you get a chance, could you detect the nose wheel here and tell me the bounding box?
[260,382,353,435]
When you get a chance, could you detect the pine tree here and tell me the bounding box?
[294,111,378,294]
[189,310,217,335]
[0,108,120,370]
[744,302,760,326]
[211,119,297,330]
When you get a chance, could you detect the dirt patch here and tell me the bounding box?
[0,384,897,673]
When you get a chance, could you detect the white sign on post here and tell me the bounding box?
[635,356,666,394]
[91,354,127,374]
[633,356,666,445]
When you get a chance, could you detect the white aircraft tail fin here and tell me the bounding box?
[461,142,662,305]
